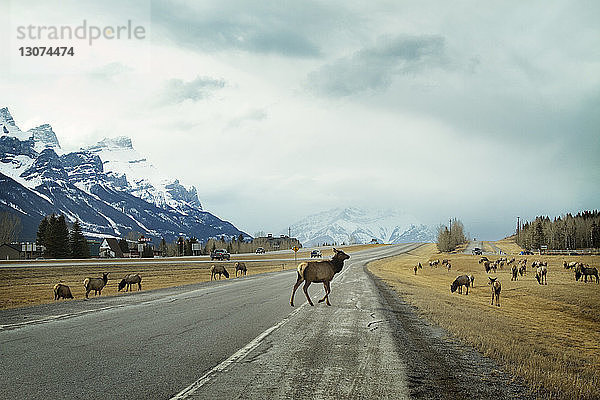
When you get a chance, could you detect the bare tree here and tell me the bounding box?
[0,212,22,244]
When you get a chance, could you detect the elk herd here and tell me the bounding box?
[52,261,252,302]
[422,253,598,308]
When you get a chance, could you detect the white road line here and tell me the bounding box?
[170,303,307,400]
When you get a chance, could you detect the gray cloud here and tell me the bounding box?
[307,35,447,97]
[161,76,225,104]
[151,1,328,57]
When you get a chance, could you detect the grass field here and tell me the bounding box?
[368,242,600,400]
[0,244,382,310]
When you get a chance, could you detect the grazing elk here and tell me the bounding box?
[563,261,578,269]
[210,265,229,280]
[118,274,142,292]
[535,266,548,285]
[53,283,73,300]
[235,262,247,277]
[575,265,599,283]
[488,277,501,307]
[414,265,418,275]
[469,274,475,288]
[83,272,109,299]
[519,264,526,276]
[511,265,518,281]
[450,275,471,295]
[290,248,350,307]
[479,257,489,264]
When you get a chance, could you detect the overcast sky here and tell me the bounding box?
[1,0,598,239]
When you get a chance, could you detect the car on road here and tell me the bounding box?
[211,249,230,260]
[519,250,534,255]
[471,247,482,255]
[255,247,265,254]
[310,250,322,258]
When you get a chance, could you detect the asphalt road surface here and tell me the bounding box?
[0,244,533,399]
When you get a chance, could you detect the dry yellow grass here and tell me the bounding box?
[494,236,526,254]
[368,242,600,400]
[0,244,381,310]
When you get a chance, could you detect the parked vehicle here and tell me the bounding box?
[310,250,322,258]
[255,247,265,254]
[211,249,230,260]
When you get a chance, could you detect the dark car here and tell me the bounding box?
[471,247,482,255]
[519,250,534,255]
[255,247,265,254]
[310,250,322,258]
[211,249,230,260]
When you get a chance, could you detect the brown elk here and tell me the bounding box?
[488,277,501,307]
[290,248,350,307]
[210,265,229,280]
[235,262,247,277]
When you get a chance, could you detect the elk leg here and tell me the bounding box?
[318,282,330,304]
[303,281,314,306]
[324,281,331,306]
[290,277,303,307]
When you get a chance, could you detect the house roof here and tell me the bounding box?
[0,243,21,252]
[100,238,124,258]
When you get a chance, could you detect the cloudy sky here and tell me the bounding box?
[1,0,598,239]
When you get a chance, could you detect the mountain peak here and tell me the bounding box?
[87,136,133,151]
[29,124,61,152]
[289,207,434,246]
[0,107,16,127]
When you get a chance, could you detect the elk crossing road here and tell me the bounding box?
[0,244,531,399]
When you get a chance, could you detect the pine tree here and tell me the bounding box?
[118,238,129,254]
[36,217,49,247]
[45,214,58,257]
[54,215,70,258]
[70,220,90,259]
[159,238,167,256]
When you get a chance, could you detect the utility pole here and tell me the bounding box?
[517,216,520,241]
[288,227,291,238]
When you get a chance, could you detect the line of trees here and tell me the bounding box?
[436,218,467,252]
[516,211,600,250]
[37,214,90,259]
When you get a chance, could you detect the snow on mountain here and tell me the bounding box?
[289,207,435,246]
[0,107,247,242]
[83,136,202,214]
[29,124,62,154]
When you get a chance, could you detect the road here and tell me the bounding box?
[0,244,532,399]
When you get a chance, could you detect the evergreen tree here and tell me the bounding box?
[70,220,90,259]
[36,216,49,247]
[141,244,154,258]
[45,214,58,257]
[159,238,167,256]
[54,215,70,258]
[118,238,129,254]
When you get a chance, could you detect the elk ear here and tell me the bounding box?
[333,248,338,253]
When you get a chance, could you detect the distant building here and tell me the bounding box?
[0,243,45,260]
[0,244,21,260]
[252,234,301,252]
[87,239,102,258]
[99,238,124,258]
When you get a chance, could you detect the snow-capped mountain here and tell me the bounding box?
[288,207,435,246]
[82,137,202,215]
[0,107,247,242]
